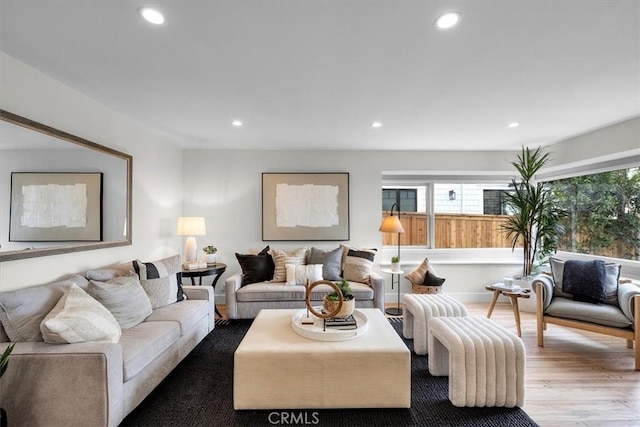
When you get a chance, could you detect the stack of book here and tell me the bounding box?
[324,315,357,330]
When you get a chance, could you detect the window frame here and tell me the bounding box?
[381,174,522,266]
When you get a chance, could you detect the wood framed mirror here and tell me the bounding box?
[0,110,132,261]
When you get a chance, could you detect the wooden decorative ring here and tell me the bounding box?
[305,280,343,319]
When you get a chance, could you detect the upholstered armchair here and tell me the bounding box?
[532,258,640,370]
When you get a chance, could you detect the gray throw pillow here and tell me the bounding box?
[307,247,344,281]
[87,275,153,330]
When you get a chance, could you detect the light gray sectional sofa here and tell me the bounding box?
[0,258,215,427]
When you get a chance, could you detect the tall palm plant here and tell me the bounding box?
[502,146,566,276]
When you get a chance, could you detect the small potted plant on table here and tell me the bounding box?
[323,279,355,318]
[391,256,401,272]
[202,245,217,265]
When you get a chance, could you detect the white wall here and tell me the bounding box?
[0,53,184,291]
[181,149,525,304]
[546,117,639,168]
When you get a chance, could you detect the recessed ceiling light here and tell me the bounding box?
[371,121,383,128]
[139,7,165,25]
[435,12,461,30]
[507,122,520,128]
[232,120,243,127]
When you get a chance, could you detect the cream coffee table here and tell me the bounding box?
[234,308,411,409]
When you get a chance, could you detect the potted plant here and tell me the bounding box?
[202,245,217,265]
[1,343,15,427]
[323,279,355,318]
[391,255,401,272]
[502,146,566,280]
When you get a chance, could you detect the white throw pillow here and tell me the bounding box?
[285,264,323,286]
[40,284,121,344]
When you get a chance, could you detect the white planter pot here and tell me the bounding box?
[204,254,217,264]
[391,262,401,272]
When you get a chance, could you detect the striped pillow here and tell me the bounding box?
[269,247,308,282]
[133,254,184,309]
[343,248,377,284]
[40,284,121,344]
[405,258,433,285]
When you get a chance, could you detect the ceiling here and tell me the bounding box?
[1,0,638,151]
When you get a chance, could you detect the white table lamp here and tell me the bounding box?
[177,217,206,263]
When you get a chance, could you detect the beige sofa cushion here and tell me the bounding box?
[236,281,374,303]
[40,284,122,344]
[119,321,180,381]
[145,300,209,335]
[0,275,88,342]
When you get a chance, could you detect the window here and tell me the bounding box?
[381,181,514,249]
[546,167,640,261]
[382,188,417,212]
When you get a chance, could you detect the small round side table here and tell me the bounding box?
[382,268,404,316]
[182,263,227,318]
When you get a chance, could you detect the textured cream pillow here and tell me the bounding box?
[285,264,323,286]
[405,258,436,284]
[40,284,121,344]
[269,247,308,282]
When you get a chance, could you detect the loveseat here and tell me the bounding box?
[225,245,385,319]
[533,257,640,370]
[0,255,215,426]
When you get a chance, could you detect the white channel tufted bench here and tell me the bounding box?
[428,316,526,408]
[402,293,468,355]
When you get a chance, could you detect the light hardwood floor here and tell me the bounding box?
[218,302,640,426]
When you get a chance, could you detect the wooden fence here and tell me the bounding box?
[381,211,518,248]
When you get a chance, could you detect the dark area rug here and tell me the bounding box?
[121,318,538,427]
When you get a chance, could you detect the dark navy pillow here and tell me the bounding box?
[562,260,607,304]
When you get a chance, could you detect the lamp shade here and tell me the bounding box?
[176,217,206,236]
[379,215,404,234]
